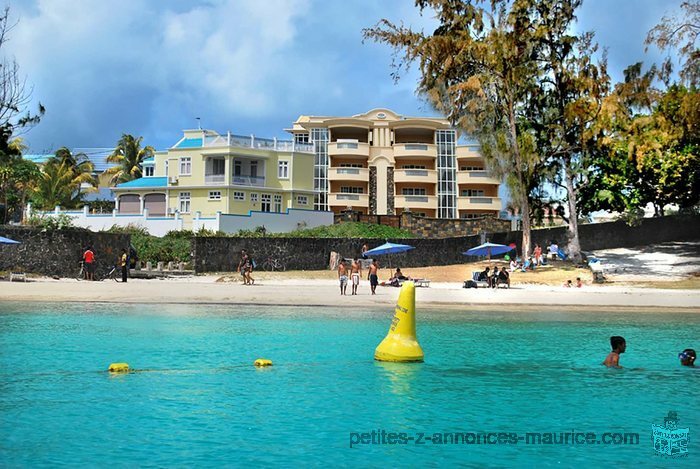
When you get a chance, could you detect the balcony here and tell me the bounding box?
[328,141,370,157]
[329,192,370,208]
[456,145,482,159]
[457,196,502,211]
[394,169,437,184]
[232,175,265,187]
[202,133,314,154]
[328,167,369,182]
[457,170,500,185]
[395,195,438,209]
[205,174,226,185]
[393,143,437,159]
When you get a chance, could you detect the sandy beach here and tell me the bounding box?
[2,275,699,312]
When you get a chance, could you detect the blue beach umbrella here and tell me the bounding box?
[0,236,20,244]
[363,242,415,257]
[463,242,511,259]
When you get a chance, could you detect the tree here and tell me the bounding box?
[364,0,542,256]
[32,160,85,210]
[50,147,97,190]
[645,1,699,87]
[105,134,155,185]
[525,0,610,263]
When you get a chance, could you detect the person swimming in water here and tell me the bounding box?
[679,348,696,367]
[603,336,626,368]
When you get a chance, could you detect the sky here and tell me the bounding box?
[6,0,685,154]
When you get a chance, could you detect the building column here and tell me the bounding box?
[139,195,145,214]
[387,167,395,215]
[369,167,377,215]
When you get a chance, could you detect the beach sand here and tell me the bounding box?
[2,275,699,312]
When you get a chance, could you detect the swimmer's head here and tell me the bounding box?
[610,336,626,353]
[679,349,696,366]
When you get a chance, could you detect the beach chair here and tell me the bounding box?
[413,278,431,288]
[10,272,27,282]
[463,271,489,288]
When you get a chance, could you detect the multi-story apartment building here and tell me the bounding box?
[287,108,501,218]
[112,129,316,225]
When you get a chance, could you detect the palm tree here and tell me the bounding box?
[105,134,155,185]
[33,160,85,209]
[50,147,97,190]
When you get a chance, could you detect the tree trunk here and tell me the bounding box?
[564,163,582,264]
[507,99,531,258]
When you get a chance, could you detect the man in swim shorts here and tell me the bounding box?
[603,336,626,368]
[368,259,379,295]
[350,258,362,295]
[338,259,348,295]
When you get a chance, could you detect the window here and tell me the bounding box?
[233,191,245,201]
[179,192,191,213]
[297,195,308,205]
[339,163,363,168]
[340,186,364,194]
[212,158,225,174]
[278,161,289,179]
[165,160,169,176]
[261,194,271,212]
[250,193,258,203]
[179,157,191,176]
[274,194,282,212]
[461,189,485,197]
[294,133,310,144]
[460,165,485,171]
[208,191,222,200]
[402,188,427,196]
[460,213,481,219]
[401,164,427,170]
[234,160,242,176]
[144,166,154,177]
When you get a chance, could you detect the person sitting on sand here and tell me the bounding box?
[491,266,500,288]
[576,277,583,288]
[603,336,626,368]
[679,349,696,367]
[509,258,520,272]
[563,279,573,288]
[496,268,510,288]
[385,268,409,287]
[548,241,559,260]
[478,266,491,286]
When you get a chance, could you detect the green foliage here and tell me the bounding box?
[105,225,191,264]
[105,134,155,185]
[25,212,77,231]
[31,148,97,210]
[229,222,413,239]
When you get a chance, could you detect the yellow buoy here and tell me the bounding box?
[254,358,273,367]
[374,281,424,362]
[108,362,130,373]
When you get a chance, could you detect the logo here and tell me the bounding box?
[651,411,689,457]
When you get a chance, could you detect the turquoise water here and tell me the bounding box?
[0,302,698,467]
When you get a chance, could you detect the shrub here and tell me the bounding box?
[25,213,77,231]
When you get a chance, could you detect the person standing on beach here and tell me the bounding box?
[120,248,128,283]
[338,260,348,295]
[368,259,379,295]
[350,258,362,295]
[237,250,251,285]
[83,246,95,281]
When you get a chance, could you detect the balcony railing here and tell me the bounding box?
[337,168,361,174]
[205,174,226,185]
[202,132,314,153]
[232,175,265,186]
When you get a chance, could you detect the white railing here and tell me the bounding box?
[405,195,429,203]
[336,168,361,174]
[404,169,429,176]
[336,194,360,200]
[205,174,226,184]
[469,171,490,178]
[232,175,265,186]
[403,143,429,151]
[203,132,314,153]
[470,197,493,204]
[336,142,359,149]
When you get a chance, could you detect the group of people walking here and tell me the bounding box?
[81,246,129,282]
[337,258,380,295]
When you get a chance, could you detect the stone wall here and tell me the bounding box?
[0,226,130,278]
[193,215,700,273]
[334,210,511,238]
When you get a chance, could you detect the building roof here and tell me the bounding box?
[115,177,167,189]
[175,138,203,149]
[23,148,115,173]
[142,157,155,164]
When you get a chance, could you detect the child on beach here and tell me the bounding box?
[603,336,626,368]
[678,349,696,367]
[576,277,583,288]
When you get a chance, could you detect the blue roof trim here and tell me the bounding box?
[175,138,202,149]
[116,177,168,188]
[142,157,155,164]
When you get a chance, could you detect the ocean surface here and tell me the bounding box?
[0,302,697,467]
